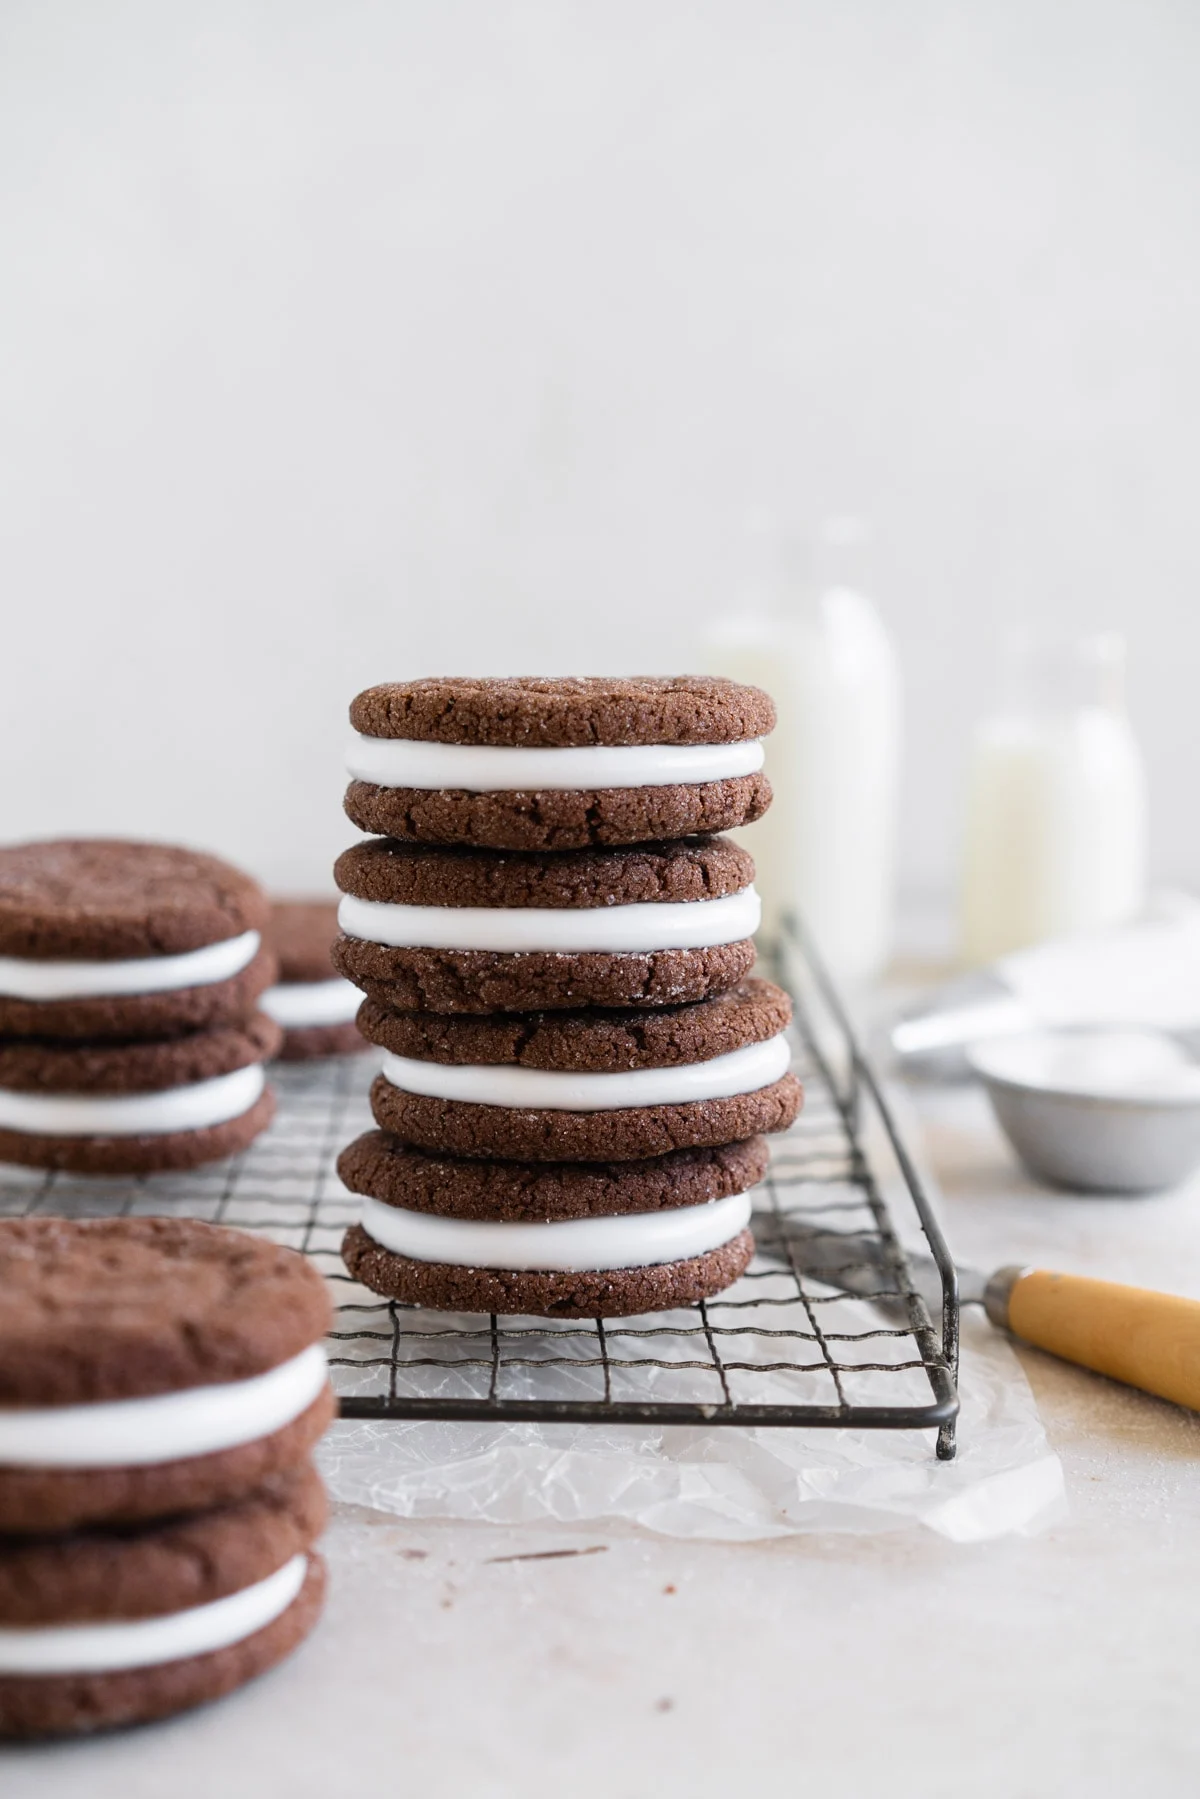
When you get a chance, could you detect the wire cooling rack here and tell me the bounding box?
[0,928,960,1459]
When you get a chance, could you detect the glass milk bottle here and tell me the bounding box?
[959,633,1147,965]
[701,518,901,982]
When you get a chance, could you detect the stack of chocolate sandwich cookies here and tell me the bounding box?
[0,841,279,1174]
[335,676,802,1318]
[340,975,796,1314]
[261,900,366,1061]
[0,1217,333,1737]
[344,672,773,851]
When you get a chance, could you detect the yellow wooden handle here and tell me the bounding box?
[1006,1269,1200,1412]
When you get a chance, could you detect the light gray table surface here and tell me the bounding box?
[5,1035,1200,1797]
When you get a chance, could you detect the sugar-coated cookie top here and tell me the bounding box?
[0,840,269,960]
[334,834,755,910]
[0,1217,331,1405]
[350,676,775,746]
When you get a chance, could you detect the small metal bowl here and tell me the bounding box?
[967,1029,1200,1195]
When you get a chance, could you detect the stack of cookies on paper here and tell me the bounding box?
[0,841,280,1176]
[333,676,802,1317]
[0,1218,333,1737]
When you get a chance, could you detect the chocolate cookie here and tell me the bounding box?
[349,676,776,746]
[264,899,341,982]
[333,836,759,1014]
[333,941,758,1015]
[370,1071,802,1161]
[0,1471,326,1738]
[0,946,277,1044]
[273,1021,368,1062]
[0,1218,334,1531]
[0,1388,335,1534]
[0,840,275,1042]
[0,1019,280,1177]
[0,1463,326,1625]
[0,840,270,959]
[356,979,790,1071]
[261,900,367,1062]
[0,1217,330,1403]
[345,676,774,850]
[0,1554,326,1739]
[338,1130,770,1222]
[344,778,772,853]
[0,1089,277,1178]
[342,1223,755,1318]
[0,1014,280,1094]
[335,834,755,909]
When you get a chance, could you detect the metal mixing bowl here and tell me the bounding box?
[967,1029,1200,1194]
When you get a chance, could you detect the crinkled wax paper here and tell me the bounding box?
[318,1307,1062,1544]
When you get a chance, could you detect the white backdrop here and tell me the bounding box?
[2,0,1197,897]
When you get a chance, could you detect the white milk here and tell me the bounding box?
[959,636,1146,965]
[702,529,900,981]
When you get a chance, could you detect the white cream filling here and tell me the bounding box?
[0,1554,308,1675]
[260,978,362,1030]
[379,1033,791,1112]
[0,1062,265,1139]
[0,930,260,1002]
[346,735,765,792]
[337,887,760,954]
[359,1190,752,1272]
[0,1345,329,1469]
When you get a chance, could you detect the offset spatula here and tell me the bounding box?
[769,1221,1200,1413]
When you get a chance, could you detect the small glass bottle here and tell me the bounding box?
[701,516,901,981]
[959,633,1147,965]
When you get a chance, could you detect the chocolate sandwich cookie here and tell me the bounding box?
[341,1132,764,1311]
[344,675,774,851]
[341,986,794,1315]
[0,1464,327,1738]
[0,1217,335,1532]
[0,1014,281,1175]
[363,977,802,1161]
[333,835,760,1014]
[0,840,276,1041]
[261,899,367,1061]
